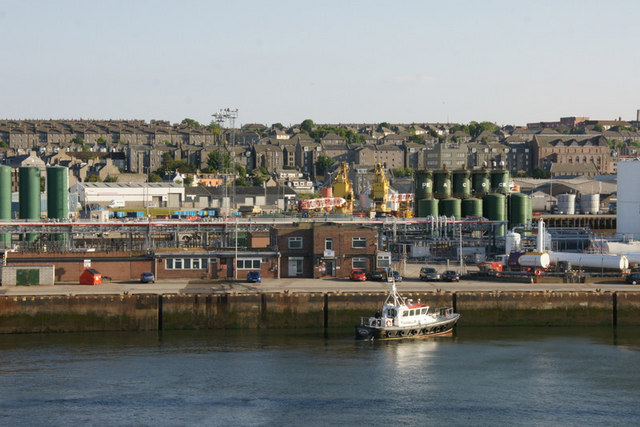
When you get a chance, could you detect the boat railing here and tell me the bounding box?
[436,307,454,317]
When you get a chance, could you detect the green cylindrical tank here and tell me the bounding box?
[0,165,11,248]
[508,192,529,228]
[440,198,461,219]
[418,198,438,218]
[525,196,532,224]
[490,169,510,194]
[471,169,490,196]
[432,170,451,199]
[19,167,41,220]
[483,193,507,236]
[461,197,483,218]
[452,169,471,198]
[414,171,433,216]
[19,166,41,242]
[47,166,69,220]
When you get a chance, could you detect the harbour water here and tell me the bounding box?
[1,326,639,426]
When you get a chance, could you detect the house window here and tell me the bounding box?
[325,238,333,250]
[237,258,261,269]
[353,257,367,270]
[288,236,303,249]
[352,237,367,248]
[377,253,391,268]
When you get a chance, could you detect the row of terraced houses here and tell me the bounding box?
[2,117,640,180]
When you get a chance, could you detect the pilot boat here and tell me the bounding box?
[355,281,460,340]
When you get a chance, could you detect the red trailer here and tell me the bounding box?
[79,268,102,285]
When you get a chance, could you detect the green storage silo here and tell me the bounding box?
[433,170,452,199]
[0,165,11,248]
[440,198,462,219]
[452,169,471,198]
[47,166,69,220]
[508,192,529,228]
[461,197,483,218]
[414,170,433,200]
[483,193,507,236]
[490,169,510,194]
[472,169,490,196]
[414,171,433,215]
[47,166,69,243]
[19,166,41,242]
[418,198,438,218]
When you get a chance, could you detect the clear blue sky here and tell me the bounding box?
[2,0,639,127]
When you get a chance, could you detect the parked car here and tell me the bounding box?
[390,270,402,282]
[442,270,460,282]
[140,272,155,283]
[350,270,367,281]
[625,272,640,285]
[366,270,384,281]
[419,267,440,281]
[247,271,262,283]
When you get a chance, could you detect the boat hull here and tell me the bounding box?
[355,314,461,340]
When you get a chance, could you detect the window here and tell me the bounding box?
[165,258,209,270]
[174,259,183,269]
[237,258,261,269]
[288,236,303,249]
[377,253,391,268]
[166,259,173,269]
[325,238,333,250]
[352,237,367,248]
[352,257,367,269]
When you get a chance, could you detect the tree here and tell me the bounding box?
[391,167,414,177]
[234,177,250,186]
[532,167,551,179]
[104,176,118,182]
[272,122,284,130]
[71,136,84,144]
[181,118,201,128]
[184,176,194,186]
[85,174,101,182]
[96,137,106,145]
[235,164,246,177]
[148,173,162,183]
[593,124,604,132]
[377,122,391,132]
[300,119,315,133]
[0,140,7,148]
[408,134,425,144]
[253,175,265,187]
[207,151,231,173]
[315,155,334,176]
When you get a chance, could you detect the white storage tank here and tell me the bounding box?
[505,232,522,254]
[548,252,629,271]
[518,252,551,269]
[557,194,576,214]
[580,194,600,214]
[617,158,640,237]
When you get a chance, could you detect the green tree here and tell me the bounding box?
[0,140,8,148]
[71,136,84,144]
[96,137,106,145]
[234,176,250,186]
[300,119,315,133]
[253,175,265,187]
[235,164,246,177]
[532,167,551,179]
[148,173,162,183]
[181,118,201,128]
[315,155,334,176]
[184,176,194,186]
[391,167,414,177]
[207,151,231,172]
[593,124,604,132]
[104,176,118,182]
[85,174,101,182]
[377,122,391,132]
[408,134,425,144]
[272,122,284,130]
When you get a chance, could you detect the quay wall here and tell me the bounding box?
[0,291,639,333]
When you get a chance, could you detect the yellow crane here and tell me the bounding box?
[371,163,390,216]
[332,162,354,214]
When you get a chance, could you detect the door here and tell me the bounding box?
[325,260,334,276]
[288,259,298,277]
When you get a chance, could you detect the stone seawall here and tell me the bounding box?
[0,291,639,333]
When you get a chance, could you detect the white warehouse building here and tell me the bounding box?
[70,182,185,208]
[617,158,640,237]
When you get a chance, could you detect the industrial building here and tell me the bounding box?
[70,182,185,208]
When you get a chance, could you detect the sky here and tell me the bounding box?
[1,0,639,128]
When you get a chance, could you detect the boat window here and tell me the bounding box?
[422,308,428,314]
[402,310,408,317]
